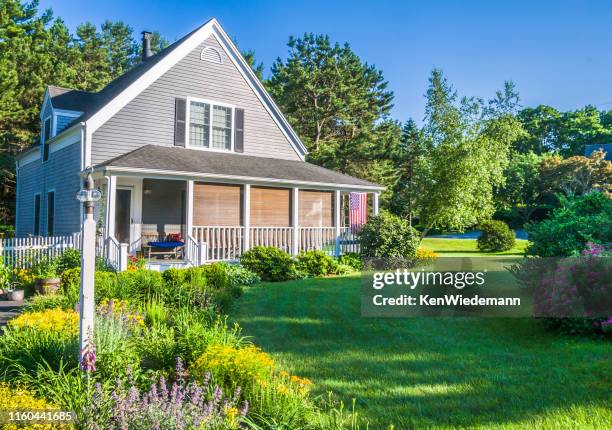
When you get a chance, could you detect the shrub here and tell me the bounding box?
[358,212,420,264]
[25,294,72,312]
[477,220,516,252]
[201,262,230,289]
[526,192,612,257]
[162,267,186,287]
[296,250,339,277]
[138,324,177,370]
[0,384,65,430]
[58,248,81,273]
[61,267,81,306]
[94,313,141,381]
[240,246,298,282]
[337,252,362,271]
[191,344,275,395]
[225,263,261,287]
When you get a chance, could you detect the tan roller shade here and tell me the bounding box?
[299,190,333,227]
[250,186,290,226]
[193,183,241,226]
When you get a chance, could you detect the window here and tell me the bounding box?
[212,105,232,149]
[188,100,233,151]
[189,102,210,147]
[42,117,51,162]
[33,194,41,236]
[47,191,55,236]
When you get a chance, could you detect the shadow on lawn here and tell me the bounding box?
[232,276,611,429]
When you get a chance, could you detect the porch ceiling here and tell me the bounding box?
[95,145,383,191]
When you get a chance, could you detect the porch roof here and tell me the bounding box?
[95,145,383,191]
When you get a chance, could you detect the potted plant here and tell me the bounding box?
[0,262,10,300]
[7,285,24,301]
[33,259,61,295]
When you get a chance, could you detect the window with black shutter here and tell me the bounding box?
[174,98,187,146]
[34,194,41,236]
[47,191,55,236]
[234,108,244,153]
[43,117,51,161]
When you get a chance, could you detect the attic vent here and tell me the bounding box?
[200,47,222,64]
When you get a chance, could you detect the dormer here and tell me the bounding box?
[39,86,92,161]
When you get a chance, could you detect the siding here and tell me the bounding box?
[56,115,74,134]
[16,142,82,236]
[92,36,300,164]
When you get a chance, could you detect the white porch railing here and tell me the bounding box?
[185,235,200,266]
[298,227,336,255]
[104,236,122,271]
[193,226,244,262]
[250,227,293,253]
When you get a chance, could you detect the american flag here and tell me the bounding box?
[349,192,368,231]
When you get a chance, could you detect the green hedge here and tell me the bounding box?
[477,220,515,252]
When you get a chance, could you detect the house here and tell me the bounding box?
[14,19,382,269]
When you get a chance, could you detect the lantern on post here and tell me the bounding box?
[76,167,101,368]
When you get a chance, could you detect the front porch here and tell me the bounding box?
[97,176,379,270]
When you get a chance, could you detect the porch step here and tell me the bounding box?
[145,260,191,272]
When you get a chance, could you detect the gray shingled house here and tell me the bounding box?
[14,19,382,269]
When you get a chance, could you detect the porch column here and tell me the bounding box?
[373,192,380,216]
[186,180,194,239]
[104,175,116,238]
[291,187,299,255]
[242,184,251,252]
[334,190,341,257]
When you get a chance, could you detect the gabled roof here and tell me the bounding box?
[47,85,99,112]
[42,18,308,160]
[96,145,382,190]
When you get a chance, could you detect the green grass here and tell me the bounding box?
[421,238,529,256]
[232,274,611,429]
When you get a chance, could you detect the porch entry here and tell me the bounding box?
[114,188,132,244]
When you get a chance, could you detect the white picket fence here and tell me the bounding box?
[0,232,122,270]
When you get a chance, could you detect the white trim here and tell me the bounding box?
[105,175,116,238]
[100,165,385,192]
[185,97,235,152]
[17,149,41,168]
[115,185,134,245]
[86,22,215,134]
[291,187,299,255]
[82,19,307,162]
[46,188,56,236]
[242,184,250,251]
[186,180,194,240]
[40,89,51,120]
[373,192,380,215]
[210,26,308,159]
[54,109,82,117]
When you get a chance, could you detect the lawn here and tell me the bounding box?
[421,238,529,256]
[232,274,611,429]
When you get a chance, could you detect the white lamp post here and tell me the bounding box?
[76,167,102,365]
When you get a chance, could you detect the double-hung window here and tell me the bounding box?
[188,100,233,151]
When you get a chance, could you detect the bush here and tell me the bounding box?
[225,263,261,287]
[61,267,81,307]
[337,252,362,271]
[161,267,186,287]
[477,220,516,252]
[240,246,298,282]
[526,192,612,257]
[296,250,339,277]
[358,212,420,264]
[58,248,81,273]
[201,262,230,289]
[191,343,275,394]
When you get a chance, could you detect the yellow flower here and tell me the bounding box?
[9,309,78,336]
[0,384,69,429]
[276,384,289,395]
[279,370,290,378]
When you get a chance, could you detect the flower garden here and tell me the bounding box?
[0,247,371,429]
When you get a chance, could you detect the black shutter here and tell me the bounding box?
[174,98,187,147]
[234,108,244,153]
[47,191,55,236]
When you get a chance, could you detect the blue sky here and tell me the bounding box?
[41,0,612,123]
